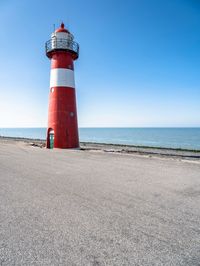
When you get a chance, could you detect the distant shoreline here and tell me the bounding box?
[1,135,200,152]
[1,136,200,161]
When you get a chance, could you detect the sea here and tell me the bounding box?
[0,128,200,150]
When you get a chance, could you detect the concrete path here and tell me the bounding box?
[0,140,200,265]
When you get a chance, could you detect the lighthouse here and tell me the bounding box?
[45,23,79,149]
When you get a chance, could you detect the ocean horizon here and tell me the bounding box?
[0,127,200,150]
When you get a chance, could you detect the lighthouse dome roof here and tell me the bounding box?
[55,22,70,33]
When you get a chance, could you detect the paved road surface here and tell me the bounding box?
[0,140,200,265]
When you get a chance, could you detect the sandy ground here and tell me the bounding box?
[0,138,200,265]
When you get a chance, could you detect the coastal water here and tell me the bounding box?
[0,128,200,150]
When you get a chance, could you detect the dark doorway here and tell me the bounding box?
[49,129,54,149]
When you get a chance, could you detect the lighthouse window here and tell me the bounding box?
[70,112,74,117]
[51,88,54,93]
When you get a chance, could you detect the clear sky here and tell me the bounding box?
[0,0,199,127]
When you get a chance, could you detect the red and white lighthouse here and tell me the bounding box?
[45,23,79,149]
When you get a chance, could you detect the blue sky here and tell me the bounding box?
[0,0,199,127]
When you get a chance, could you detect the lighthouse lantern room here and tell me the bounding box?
[45,23,79,149]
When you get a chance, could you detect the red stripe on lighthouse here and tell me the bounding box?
[51,52,74,70]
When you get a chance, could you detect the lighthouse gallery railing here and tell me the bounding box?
[45,38,79,55]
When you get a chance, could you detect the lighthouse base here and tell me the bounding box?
[46,87,79,149]
[46,128,79,149]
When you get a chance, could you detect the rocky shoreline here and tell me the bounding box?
[0,136,200,161]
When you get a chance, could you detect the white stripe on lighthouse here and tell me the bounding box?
[50,68,75,88]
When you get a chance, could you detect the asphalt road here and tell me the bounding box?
[0,140,200,265]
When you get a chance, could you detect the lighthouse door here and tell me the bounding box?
[49,130,54,149]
